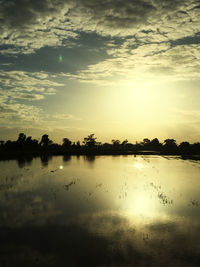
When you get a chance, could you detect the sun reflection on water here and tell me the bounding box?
[0,156,200,266]
[124,192,158,218]
[133,162,145,171]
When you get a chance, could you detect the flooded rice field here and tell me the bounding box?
[0,155,200,267]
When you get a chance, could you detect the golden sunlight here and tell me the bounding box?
[125,192,157,217]
[103,79,177,137]
[133,162,145,171]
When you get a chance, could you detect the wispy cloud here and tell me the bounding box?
[52,113,81,120]
[0,70,64,129]
[0,102,42,126]
[0,71,62,101]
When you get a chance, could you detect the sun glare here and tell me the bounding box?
[134,194,151,213]
[124,192,156,217]
[133,162,145,171]
[104,79,175,137]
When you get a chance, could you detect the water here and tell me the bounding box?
[0,155,200,266]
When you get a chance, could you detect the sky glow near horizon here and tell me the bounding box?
[0,0,200,143]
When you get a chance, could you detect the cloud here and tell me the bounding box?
[0,0,76,53]
[11,92,45,101]
[1,0,200,83]
[0,71,62,88]
[64,41,200,84]
[0,70,63,99]
[172,109,200,125]
[0,102,42,127]
[0,0,199,54]
[52,113,81,120]
[71,0,156,33]
[0,70,65,130]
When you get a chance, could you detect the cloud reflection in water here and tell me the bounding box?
[0,155,200,266]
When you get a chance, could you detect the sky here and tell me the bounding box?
[0,0,200,144]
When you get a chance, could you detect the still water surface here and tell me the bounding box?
[0,155,200,266]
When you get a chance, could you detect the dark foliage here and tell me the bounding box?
[0,133,200,159]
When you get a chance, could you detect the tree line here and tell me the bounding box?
[0,133,200,157]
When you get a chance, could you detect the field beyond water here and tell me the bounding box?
[0,155,200,267]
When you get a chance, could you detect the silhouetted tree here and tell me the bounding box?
[62,138,72,147]
[112,140,120,146]
[25,136,39,149]
[191,142,200,154]
[83,134,97,147]
[148,138,162,150]
[72,142,76,147]
[0,140,4,146]
[17,133,26,141]
[164,138,176,146]
[76,141,81,147]
[5,140,12,148]
[150,138,160,146]
[163,139,177,153]
[179,141,190,154]
[1,131,200,158]
[17,133,26,148]
[143,138,150,145]
[121,139,128,146]
[40,134,50,148]
[26,136,32,143]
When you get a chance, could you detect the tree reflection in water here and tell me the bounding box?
[0,155,200,266]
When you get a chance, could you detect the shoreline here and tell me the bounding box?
[0,150,200,161]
